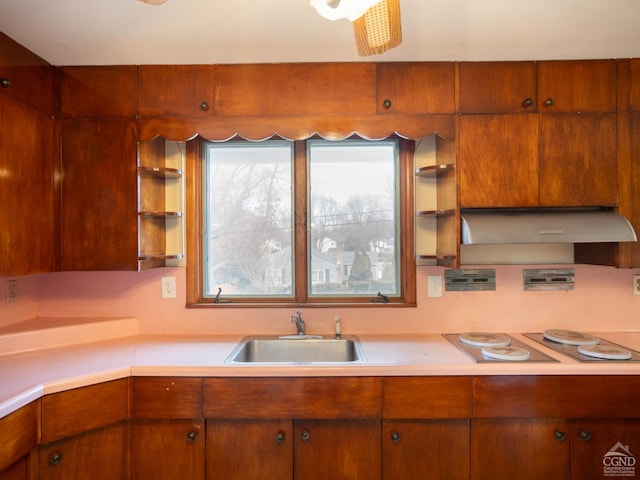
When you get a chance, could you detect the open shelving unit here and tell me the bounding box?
[414,134,458,267]
[137,137,186,269]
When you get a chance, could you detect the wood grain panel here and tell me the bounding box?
[0,401,39,472]
[131,377,202,419]
[60,66,138,118]
[214,63,376,116]
[383,376,472,419]
[41,379,128,443]
[458,61,537,114]
[376,62,455,114]
[203,377,382,419]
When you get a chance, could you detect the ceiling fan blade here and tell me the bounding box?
[352,0,402,56]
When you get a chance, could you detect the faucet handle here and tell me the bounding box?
[335,316,341,339]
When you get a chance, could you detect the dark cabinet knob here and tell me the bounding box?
[382,99,392,109]
[275,431,286,444]
[554,430,565,441]
[199,101,210,111]
[522,97,534,108]
[187,430,197,442]
[390,432,401,443]
[49,451,63,466]
[580,430,591,441]
[300,429,310,442]
[0,78,10,88]
[544,98,555,107]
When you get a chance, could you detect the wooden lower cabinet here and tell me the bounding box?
[38,423,124,480]
[206,419,292,479]
[383,419,470,480]
[0,455,29,480]
[130,419,205,480]
[570,420,640,480]
[471,418,571,480]
[206,418,380,480]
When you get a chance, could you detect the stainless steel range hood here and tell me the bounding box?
[461,209,637,244]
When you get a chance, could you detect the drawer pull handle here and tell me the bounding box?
[187,431,197,442]
[0,78,10,88]
[49,451,63,466]
[275,431,286,444]
[554,430,565,441]
[580,430,591,441]
[300,429,310,442]
[390,432,401,443]
[522,97,534,108]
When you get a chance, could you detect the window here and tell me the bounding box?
[186,136,415,306]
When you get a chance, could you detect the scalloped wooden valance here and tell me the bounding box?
[137,114,455,142]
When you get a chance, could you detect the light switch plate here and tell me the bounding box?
[427,275,443,297]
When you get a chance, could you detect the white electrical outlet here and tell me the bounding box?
[427,275,443,298]
[633,275,640,296]
[6,280,17,303]
[161,276,177,298]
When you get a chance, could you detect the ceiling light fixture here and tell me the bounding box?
[309,0,381,21]
[310,0,402,57]
[136,0,169,4]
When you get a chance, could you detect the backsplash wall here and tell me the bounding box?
[2,265,639,335]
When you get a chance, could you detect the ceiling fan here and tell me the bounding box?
[137,0,402,57]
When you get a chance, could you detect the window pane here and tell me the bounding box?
[203,141,293,298]
[308,139,400,296]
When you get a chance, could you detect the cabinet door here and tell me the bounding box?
[60,118,138,270]
[38,423,124,480]
[376,62,454,114]
[383,419,469,480]
[459,114,539,207]
[471,418,571,480]
[294,419,381,480]
[570,420,640,480]
[0,96,55,275]
[214,63,376,116]
[537,60,617,113]
[539,113,617,206]
[60,66,137,118]
[0,456,28,480]
[138,65,214,117]
[458,61,537,114]
[206,419,292,480]
[131,420,205,480]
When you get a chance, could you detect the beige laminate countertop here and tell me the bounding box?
[1,317,640,419]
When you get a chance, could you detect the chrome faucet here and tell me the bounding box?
[292,310,305,336]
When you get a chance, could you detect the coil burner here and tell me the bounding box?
[524,330,640,362]
[444,333,558,363]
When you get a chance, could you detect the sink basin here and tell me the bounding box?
[225,335,366,364]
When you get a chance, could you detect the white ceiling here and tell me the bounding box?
[1,0,640,66]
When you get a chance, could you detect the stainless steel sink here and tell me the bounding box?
[225,335,366,364]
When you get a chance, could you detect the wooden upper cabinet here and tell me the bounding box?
[139,65,215,117]
[459,114,539,208]
[376,62,455,114]
[630,58,640,111]
[539,113,617,207]
[214,63,377,116]
[0,96,55,275]
[458,60,616,114]
[60,118,138,271]
[537,60,617,113]
[458,61,537,114]
[60,66,138,118]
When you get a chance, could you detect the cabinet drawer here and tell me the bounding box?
[41,379,128,443]
[131,377,203,419]
[383,376,472,419]
[203,377,382,419]
[474,376,640,418]
[0,401,39,472]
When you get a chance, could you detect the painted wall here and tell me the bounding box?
[2,264,639,335]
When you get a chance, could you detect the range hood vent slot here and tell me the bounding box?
[461,209,637,245]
